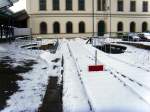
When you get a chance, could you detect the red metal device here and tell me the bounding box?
[88,65,104,72]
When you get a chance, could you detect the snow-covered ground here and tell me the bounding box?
[0,39,61,112]
[1,38,150,112]
[62,39,150,112]
[119,41,150,46]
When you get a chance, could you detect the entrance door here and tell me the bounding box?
[98,21,105,36]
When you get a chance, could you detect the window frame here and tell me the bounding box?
[79,21,85,33]
[130,1,136,12]
[78,0,85,11]
[53,0,60,11]
[117,0,124,12]
[39,0,47,11]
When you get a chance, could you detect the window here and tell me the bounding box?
[130,22,136,32]
[142,22,148,32]
[40,22,47,34]
[117,22,123,31]
[66,22,73,33]
[53,0,59,10]
[97,0,102,11]
[79,22,85,33]
[102,0,106,11]
[143,1,148,12]
[78,0,85,10]
[39,0,46,10]
[130,1,136,12]
[117,0,123,11]
[53,22,60,34]
[66,0,72,10]
[97,0,106,11]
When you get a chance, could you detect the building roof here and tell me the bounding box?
[13,9,29,21]
[0,0,18,10]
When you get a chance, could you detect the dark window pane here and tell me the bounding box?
[53,22,60,34]
[97,0,102,11]
[117,22,123,31]
[66,0,72,10]
[143,1,148,12]
[40,22,47,34]
[130,22,136,32]
[53,0,59,10]
[117,0,123,11]
[79,0,85,10]
[130,1,136,12]
[142,22,147,32]
[39,0,46,10]
[79,22,85,33]
[66,22,73,33]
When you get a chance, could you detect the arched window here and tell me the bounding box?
[66,22,73,33]
[79,21,85,33]
[130,22,136,32]
[142,22,148,32]
[39,0,46,10]
[40,22,47,34]
[98,21,105,36]
[53,22,60,34]
[117,22,123,32]
[78,0,85,10]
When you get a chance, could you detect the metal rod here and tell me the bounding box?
[109,0,112,54]
[92,0,95,37]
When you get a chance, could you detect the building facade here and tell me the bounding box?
[27,0,150,38]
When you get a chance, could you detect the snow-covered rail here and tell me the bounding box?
[79,40,150,106]
[67,43,94,112]
[104,54,150,72]
[67,39,150,112]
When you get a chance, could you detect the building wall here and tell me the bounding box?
[26,0,150,38]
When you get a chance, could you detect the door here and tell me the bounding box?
[98,21,105,36]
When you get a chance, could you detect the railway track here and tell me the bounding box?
[77,41,150,106]
[67,43,94,112]
[104,53,150,72]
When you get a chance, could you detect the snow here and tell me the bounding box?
[1,38,150,112]
[0,39,61,112]
[64,39,150,112]
[62,41,91,112]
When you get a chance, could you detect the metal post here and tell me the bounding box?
[92,0,95,37]
[95,50,97,65]
[109,0,112,54]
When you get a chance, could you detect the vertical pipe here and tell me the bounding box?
[92,0,95,37]
[109,0,111,53]
[95,50,97,65]
[109,0,111,37]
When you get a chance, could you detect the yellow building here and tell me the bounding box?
[26,0,150,38]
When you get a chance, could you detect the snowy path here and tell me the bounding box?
[67,39,150,112]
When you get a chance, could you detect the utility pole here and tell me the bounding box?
[92,0,95,37]
[109,0,112,53]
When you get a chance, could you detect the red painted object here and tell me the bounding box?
[88,65,104,72]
